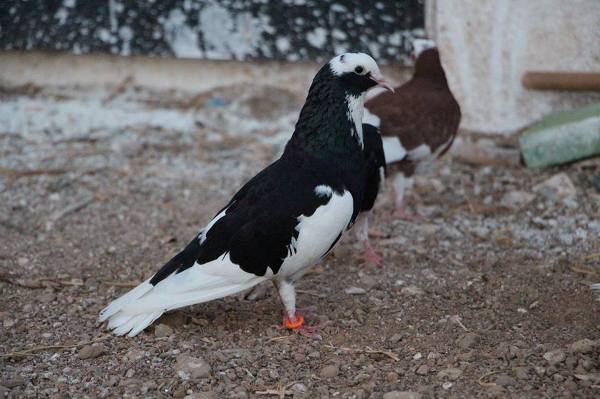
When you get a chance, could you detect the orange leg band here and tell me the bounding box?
[284,314,304,330]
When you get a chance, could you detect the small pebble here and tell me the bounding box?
[78,344,105,360]
[401,286,424,296]
[495,374,517,386]
[514,366,530,380]
[437,368,462,380]
[175,354,211,380]
[320,364,339,379]
[570,338,595,354]
[154,323,173,338]
[543,349,566,365]
[345,287,366,295]
[382,391,422,399]
[389,333,403,343]
[1,376,26,388]
[458,333,479,349]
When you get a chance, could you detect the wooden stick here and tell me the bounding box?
[2,335,111,358]
[102,281,138,288]
[523,72,600,91]
[324,344,400,361]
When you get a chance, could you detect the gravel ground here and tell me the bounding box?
[1,83,600,398]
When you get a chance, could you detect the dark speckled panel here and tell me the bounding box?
[0,0,424,64]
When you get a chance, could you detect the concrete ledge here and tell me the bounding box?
[0,50,411,95]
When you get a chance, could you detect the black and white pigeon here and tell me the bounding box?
[99,53,393,336]
[364,39,462,219]
[353,123,386,265]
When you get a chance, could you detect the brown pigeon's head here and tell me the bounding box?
[411,40,446,82]
[411,38,436,60]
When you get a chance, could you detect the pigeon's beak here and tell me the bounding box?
[370,74,395,93]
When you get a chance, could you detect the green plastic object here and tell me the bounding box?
[520,103,600,168]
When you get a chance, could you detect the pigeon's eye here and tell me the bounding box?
[354,66,364,74]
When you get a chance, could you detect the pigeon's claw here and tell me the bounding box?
[355,242,384,267]
[296,321,329,339]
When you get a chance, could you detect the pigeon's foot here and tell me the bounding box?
[392,207,423,221]
[276,309,329,339]
[295,320,330,339]
[355,242,384,267]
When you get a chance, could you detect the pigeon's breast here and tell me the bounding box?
[277,187,354,279]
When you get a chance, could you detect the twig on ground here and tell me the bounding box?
[0,272,46,289]
[585,253,600,261]
[39,278,84,286]
[1,334,111,359]
[0,273,84,289]
[0,275,72,288]
[0,167,68,182]
[102,281,138,288]
[296,289,325,298]
[324,344,400,361]
[571,266,598,276]
[267,335,294,342]
[255,381,297,398]
[449,315,470,332]
[47,196,95,226]
[477,370,502,387]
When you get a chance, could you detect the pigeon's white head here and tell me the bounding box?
[328,52,394,93]
[412,39,437,59]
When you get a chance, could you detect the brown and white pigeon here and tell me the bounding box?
[364,39,461,219]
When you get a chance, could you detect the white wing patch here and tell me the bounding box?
[197,206,229,244]
[407,144,432,161]
[278,190,353,278]
[362,108,381,128]
[314,184,333,198]
[382,137,408,163]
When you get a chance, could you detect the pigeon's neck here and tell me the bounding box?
[286,84,366,159]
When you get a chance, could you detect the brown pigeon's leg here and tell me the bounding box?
[390,172,422,220]
[353,213,384,266]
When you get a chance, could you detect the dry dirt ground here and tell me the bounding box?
[1,83,600,399]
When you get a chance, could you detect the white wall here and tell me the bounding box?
[428,0,600,135]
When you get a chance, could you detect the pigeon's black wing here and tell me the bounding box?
[360,124,386,212]
[150,155,353,285]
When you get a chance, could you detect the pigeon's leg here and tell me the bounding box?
[244,281,271,301]
[274,279,304,329]
[390,173,421,220]
[274,279,328,338]
[353,213,384,266]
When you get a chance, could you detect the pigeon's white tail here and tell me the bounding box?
[592,283,600,291]
[99,256,266,337]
